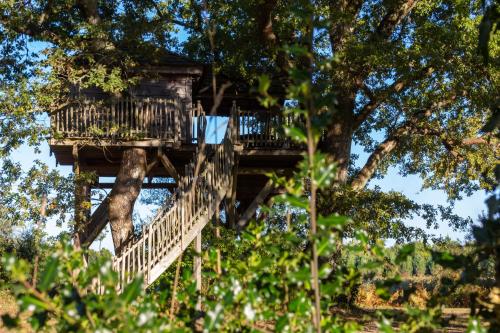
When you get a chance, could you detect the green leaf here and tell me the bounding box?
[258,75,271,95]
[355,231,369,245]
[38,256,59,291]
[284,126,307,143]
[360,261,382,270]
[431,250,466,270]
[395,243,415,265]
[377,316,395,333]
[317,236,333,257]
[315,162,336,189]
[21,295,51,311]
[466,317,487,333]
[276,315,289,332]
[282,194,309,210]
[120,277,143,304]
[318,214,348,229]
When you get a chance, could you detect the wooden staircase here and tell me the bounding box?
[98,111,236,292]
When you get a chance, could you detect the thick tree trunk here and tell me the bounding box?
[321,95,355,184]
[108,148,147,253]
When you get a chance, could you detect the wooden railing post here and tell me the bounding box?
[146,226,151,284]
[231,101,238,144]
[194,231,202,311]
[175,98,182,143]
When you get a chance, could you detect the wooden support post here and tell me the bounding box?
[214,207,222,276]
[72,144,91,249]
[194,231,202,311]
[72,144,80,248]
[225,154,239,228]
[80,196,110,247]
[237,179,275,230]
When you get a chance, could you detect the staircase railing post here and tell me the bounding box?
[146,226,151,285]
[231,101,238,144]
[194,231,202,312]
[175,98,181,143]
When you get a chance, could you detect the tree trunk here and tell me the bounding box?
[321,95,355,184]
[108,148,147,254]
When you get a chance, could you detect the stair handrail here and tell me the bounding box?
[104,105,234,293]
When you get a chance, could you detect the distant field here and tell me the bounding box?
[349,307,470,333]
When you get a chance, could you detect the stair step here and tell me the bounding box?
[102,113,237,294]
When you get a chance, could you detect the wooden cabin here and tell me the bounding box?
[49,52,304,250]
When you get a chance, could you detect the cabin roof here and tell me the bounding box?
[128,48,204,75]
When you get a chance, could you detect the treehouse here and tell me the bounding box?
[49,52,304,291]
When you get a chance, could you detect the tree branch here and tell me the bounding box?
[149,0,201,32]
[351,124,410,191]
[412,127,497,159]
[347,0,419,92]
[257,0,278,44]
[328,0,363,53]
[350,96,456,190]
[371,0,419,41]
[353,66,435,130]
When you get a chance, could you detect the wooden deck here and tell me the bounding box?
[50,98,303,206]
[50,99,304,176]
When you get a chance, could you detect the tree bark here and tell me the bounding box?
[321,95,355,184]
[351,135,401,190]
[108,148,147,253]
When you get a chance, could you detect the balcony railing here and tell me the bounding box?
[51,97,194,142]
[236,109,304,149]
[51,98,304,149]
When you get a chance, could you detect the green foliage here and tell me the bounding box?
[3,220,490,332]
[2,239,169,332]
[318,185,474,243]
[0,2,497,332]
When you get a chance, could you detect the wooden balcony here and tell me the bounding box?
[50,97,303,149]
[50,97,200,145]
[49,98,304,174]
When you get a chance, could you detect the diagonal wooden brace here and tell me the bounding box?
[237,179,275,230]
[79,158,159,248]
[158,147,180,181]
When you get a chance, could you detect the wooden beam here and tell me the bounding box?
[97,182,177,190]
[237,179,274,230]
[80,196,110,247]
[50,138,177,148]
[241,149,304,156]
[237,167,288,175]
[158,148,180,181]
[193,231,202,311]
[147,158,159,174]
[225,154,239,228]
